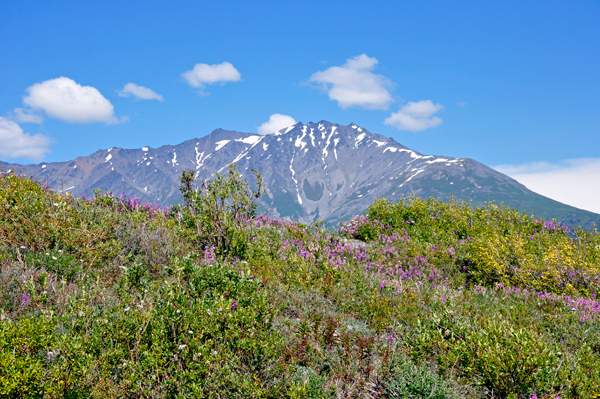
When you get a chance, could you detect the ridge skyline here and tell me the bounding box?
[2,120,599,230]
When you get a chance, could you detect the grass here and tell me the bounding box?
[1,168,600,398]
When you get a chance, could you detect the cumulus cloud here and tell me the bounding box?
[494,158,600,214]
[13,108,44,124]
[257,114,297,135]
[0,117,52,161]
[118,83,164,101]
[182,62,241,94]
[22,77,125,124]
[309,54,393,110]
[384,100,444,131]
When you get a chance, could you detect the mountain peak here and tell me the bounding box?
[2,121,598,229]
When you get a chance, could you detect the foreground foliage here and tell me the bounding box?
[1,169,600,398]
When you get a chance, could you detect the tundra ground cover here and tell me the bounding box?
[1,169,600,398]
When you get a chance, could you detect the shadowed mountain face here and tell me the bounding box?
[2,121,599,228]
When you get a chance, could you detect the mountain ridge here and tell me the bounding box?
[2,121,599,229]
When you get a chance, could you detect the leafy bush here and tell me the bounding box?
[447,319,559,397]
[383,360,462,399]
[174,165,264,257]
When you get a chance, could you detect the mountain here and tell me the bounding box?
[2,121,599,229]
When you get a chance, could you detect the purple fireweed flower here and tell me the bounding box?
[232,300,238,311]
[21,294,28,303]
[580,316,585,323]
[441,297,446,304]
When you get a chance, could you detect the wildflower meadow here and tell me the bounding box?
[1,167,600,398]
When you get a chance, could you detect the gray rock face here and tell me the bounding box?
[2,121,599,228]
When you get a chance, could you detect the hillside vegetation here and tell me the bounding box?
[1,167,600,398]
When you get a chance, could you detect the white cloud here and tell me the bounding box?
[182,62,241,93]
[13,108,44,124]
[0,117,52,161]
[22,77,125,124]
[494,158,600,214]
[257,114,297,135]
[384,100,444,131]
[309,54,393,110]
[118,83,164,101]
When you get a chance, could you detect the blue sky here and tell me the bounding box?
[1,1,599,212]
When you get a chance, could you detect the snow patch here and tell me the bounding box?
[425,158,451,164]
[354,133,366,148]
[263,142,269,151]
[290,156,297,185]
[194,147,209,169]
[289,155,303,204]
[372,140,387,147]
[404,169,425,183]
[322,126,337,161]
[295,126,308,150]
[231,151,246,164]
[105,154,112,162]
[215,140,230,151]
[41,164,46,169]
[236,135,262,145]
[309,128,316,146]
[142,147,149,152]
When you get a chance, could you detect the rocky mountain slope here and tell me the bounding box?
[2,121,599,228]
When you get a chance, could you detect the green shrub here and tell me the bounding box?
[174,165,264,258]
[446,319,559,397]
[384,359,462,399]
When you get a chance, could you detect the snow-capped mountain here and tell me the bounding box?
[2,121,598,228]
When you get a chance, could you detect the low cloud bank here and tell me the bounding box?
[495,158,600,214]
